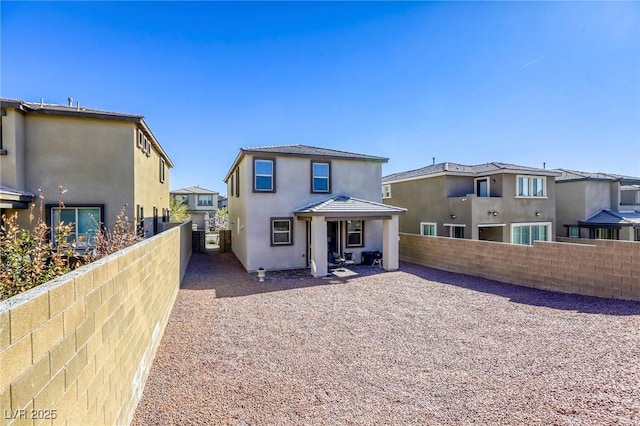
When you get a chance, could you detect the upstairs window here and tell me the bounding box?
[311,161,331,193]
[173,194,188,206]
[254,158,275,192]
[198,195,213,206]
[382,184,391,199]
[517,176,546,198]
[235,167,240,197]
[475,177,489,197]
[159,158,166,183]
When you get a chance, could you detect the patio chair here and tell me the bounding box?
[332,251,346,267]
[371,251,382,268]
[343,252,356,266]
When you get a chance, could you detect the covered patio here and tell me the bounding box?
[294,195,406,277]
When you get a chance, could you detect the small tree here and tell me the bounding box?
[169,197,190,223]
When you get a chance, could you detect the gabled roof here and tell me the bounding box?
[579,209,640,227]
[382,161,559,184]
[294,195,406,218]
[224,144,387,182]
[555,168,640,185]
[1,98,174,167]
[171,186,219,195]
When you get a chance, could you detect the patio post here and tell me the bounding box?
[382,215,399,271]
[310,216,328,277]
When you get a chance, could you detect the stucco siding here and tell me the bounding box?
[23,115,135,230]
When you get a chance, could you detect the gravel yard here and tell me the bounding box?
[132,251,640,425]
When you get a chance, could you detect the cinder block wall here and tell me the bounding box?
[399,233,639,301]
[0,222,192,425]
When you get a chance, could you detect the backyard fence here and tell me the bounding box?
[0,221,192,425]
[399,233,639,301]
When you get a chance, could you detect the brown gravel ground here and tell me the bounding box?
[132,251,640,426]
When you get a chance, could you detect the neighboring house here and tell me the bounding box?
[0,97,174,247]
[217,195,228,210]
[382,162,560,245]
[555,169,640,241]
[170,185,219,231]
[223,144,406,277]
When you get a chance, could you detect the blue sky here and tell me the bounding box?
[2,1,639,195]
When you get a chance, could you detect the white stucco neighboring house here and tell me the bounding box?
[223,145,406,277]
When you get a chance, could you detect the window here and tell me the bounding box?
[235,167,240,197]
[137,130,144,149]
[420,222,436,236]
[512,223,550,245]
[50,206,102,248]
[448,225,465,239]
[311,161,331,193]
[271,218,293,246]
[382,184,391,199]
[517,176,546,198]
[254,158,275,192]
[636,228,640,242]
[173,194,188,206]
[198,195,213,206]
[568,226,579,238]
[475,177,489,197]
[230,175,235,197]
[159,158,166,183]
[346,220,364,247]
[589,228,618,240]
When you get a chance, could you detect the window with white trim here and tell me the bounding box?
[51,206,101,248]
[517,176,546,197]
[475,177,489,197]
[512,223,550,245]
[271,218,293,246]
[346,220,364,247]
[254,158,275,192]
[382,184,391,199]
[448,225,464,239]
[420,222,436,236]
[568,226,579,238]
[311,161,330,193]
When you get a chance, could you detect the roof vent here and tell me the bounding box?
[444,162,449,171]
[40,98,44,108]
[68,97,73,107]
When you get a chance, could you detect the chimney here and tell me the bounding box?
[68,97,73,107]
[444,162,449,171]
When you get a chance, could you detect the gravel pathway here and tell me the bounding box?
[132,251,640,425]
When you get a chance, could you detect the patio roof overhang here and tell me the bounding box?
[293,195,406,220]
[0,186,35,209]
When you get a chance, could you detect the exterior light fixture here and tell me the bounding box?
[488,211,499,216]
[535,212,541,217]
[450,214,456,219]
[493,211,498,216]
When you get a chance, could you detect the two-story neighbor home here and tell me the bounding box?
[382,162,561,245]
[223,145,406,277]
[171,186,219,231]
[0,97,174,247]
[555,169,640,241]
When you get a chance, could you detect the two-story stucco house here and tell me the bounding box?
[555,169,640,241]
[0,97,174,247]
[382,162,560,244]
[223,145,406,277]
[170,186,219,231]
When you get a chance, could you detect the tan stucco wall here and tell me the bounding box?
[385,173,556,242]
[555,180,618,238]
[0,222,191,425]
[1,109,170,235]
[20,114,135,230]
[0,108,26,189]
[133,128,170,237]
